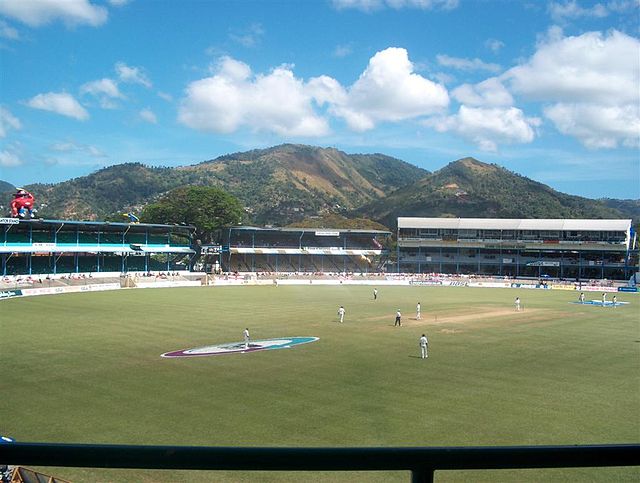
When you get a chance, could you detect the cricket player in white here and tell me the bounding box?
[419,334,428,359]
[338,306,345,323]
[515,297,521,311]
[612,295,617,307]
[579,292,585,304]
[602,293,607,306]
[243,328,250,349]
[416,302,421,320]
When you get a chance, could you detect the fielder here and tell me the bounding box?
[579,292,585,304]
[338,305,345,323]
[416,302,421,320]
[515,297,521,311]
[419,334,428,359]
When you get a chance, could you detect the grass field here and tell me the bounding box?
[1,285,639,482]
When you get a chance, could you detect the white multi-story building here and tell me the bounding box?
[397,217,637,280]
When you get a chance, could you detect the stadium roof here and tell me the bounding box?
[397,218,632,232]
[5,218,196,233]
[227,226,391,235]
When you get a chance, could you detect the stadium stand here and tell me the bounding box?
[2,217,637,286]
[0,218,196,277]
[397,218,638,281]
[220,226,391,275]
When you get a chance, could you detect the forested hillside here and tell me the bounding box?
[15,144,425,225]
[358,157,634,227]
[2,148,636,228]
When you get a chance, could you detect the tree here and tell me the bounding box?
[141,186,245,242]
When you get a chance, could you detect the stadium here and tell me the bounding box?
[1,213,638,482]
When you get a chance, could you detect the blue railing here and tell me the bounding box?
[2,443,639,482]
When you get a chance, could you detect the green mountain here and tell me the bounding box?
[6,151,636,228]
[0,180,16,212]
[358,157,635,227]
[16,144,427,225]
[24,164,195,221]
[0,180,15,192]
[600,199,640,221]
[192,144,427,224]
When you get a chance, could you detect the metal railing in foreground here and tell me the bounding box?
[2,443,639,483]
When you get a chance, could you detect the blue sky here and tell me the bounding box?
[0,0,638,200]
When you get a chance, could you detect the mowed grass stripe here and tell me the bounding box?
[1,285,638,482]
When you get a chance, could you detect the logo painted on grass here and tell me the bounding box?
[0,435,15,443]
[161,337,319,358]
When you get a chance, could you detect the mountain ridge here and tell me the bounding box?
[5,145,427,225]
[1,146,637,227]
[358,156,635,227]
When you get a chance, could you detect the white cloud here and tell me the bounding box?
[179,48,449,137]
[331,47,449,131]
[432,71,455,86]
[50,142,77,152]
[544,103,639,149]
[0,149,23,167]
[157,91,173,102]
[26,92,89,120]
[485,38,504,53]
[0,19,19,40]
[331,0,459,11]
[387,0,459,8]
[50,141,106,157]
[80,78,124,108]
[331,0,385,11]
[115,62,152,88]
[178,56,330,137]
[607,0,640,14]
[549,0,640,24]
[436,54,501,73]
[80,78,123,98]
[0,0,108,27]
[307,75,348,107]
[333,43,353,58]
[505,29,640,149]
[507,30,638,104]
[548,0,609,23]
[229,23,264,48]
[86,145,105,157]
[428,106,541,152]
[0,106,21,137]
[139,108,157,124]
[451,78,513,107]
